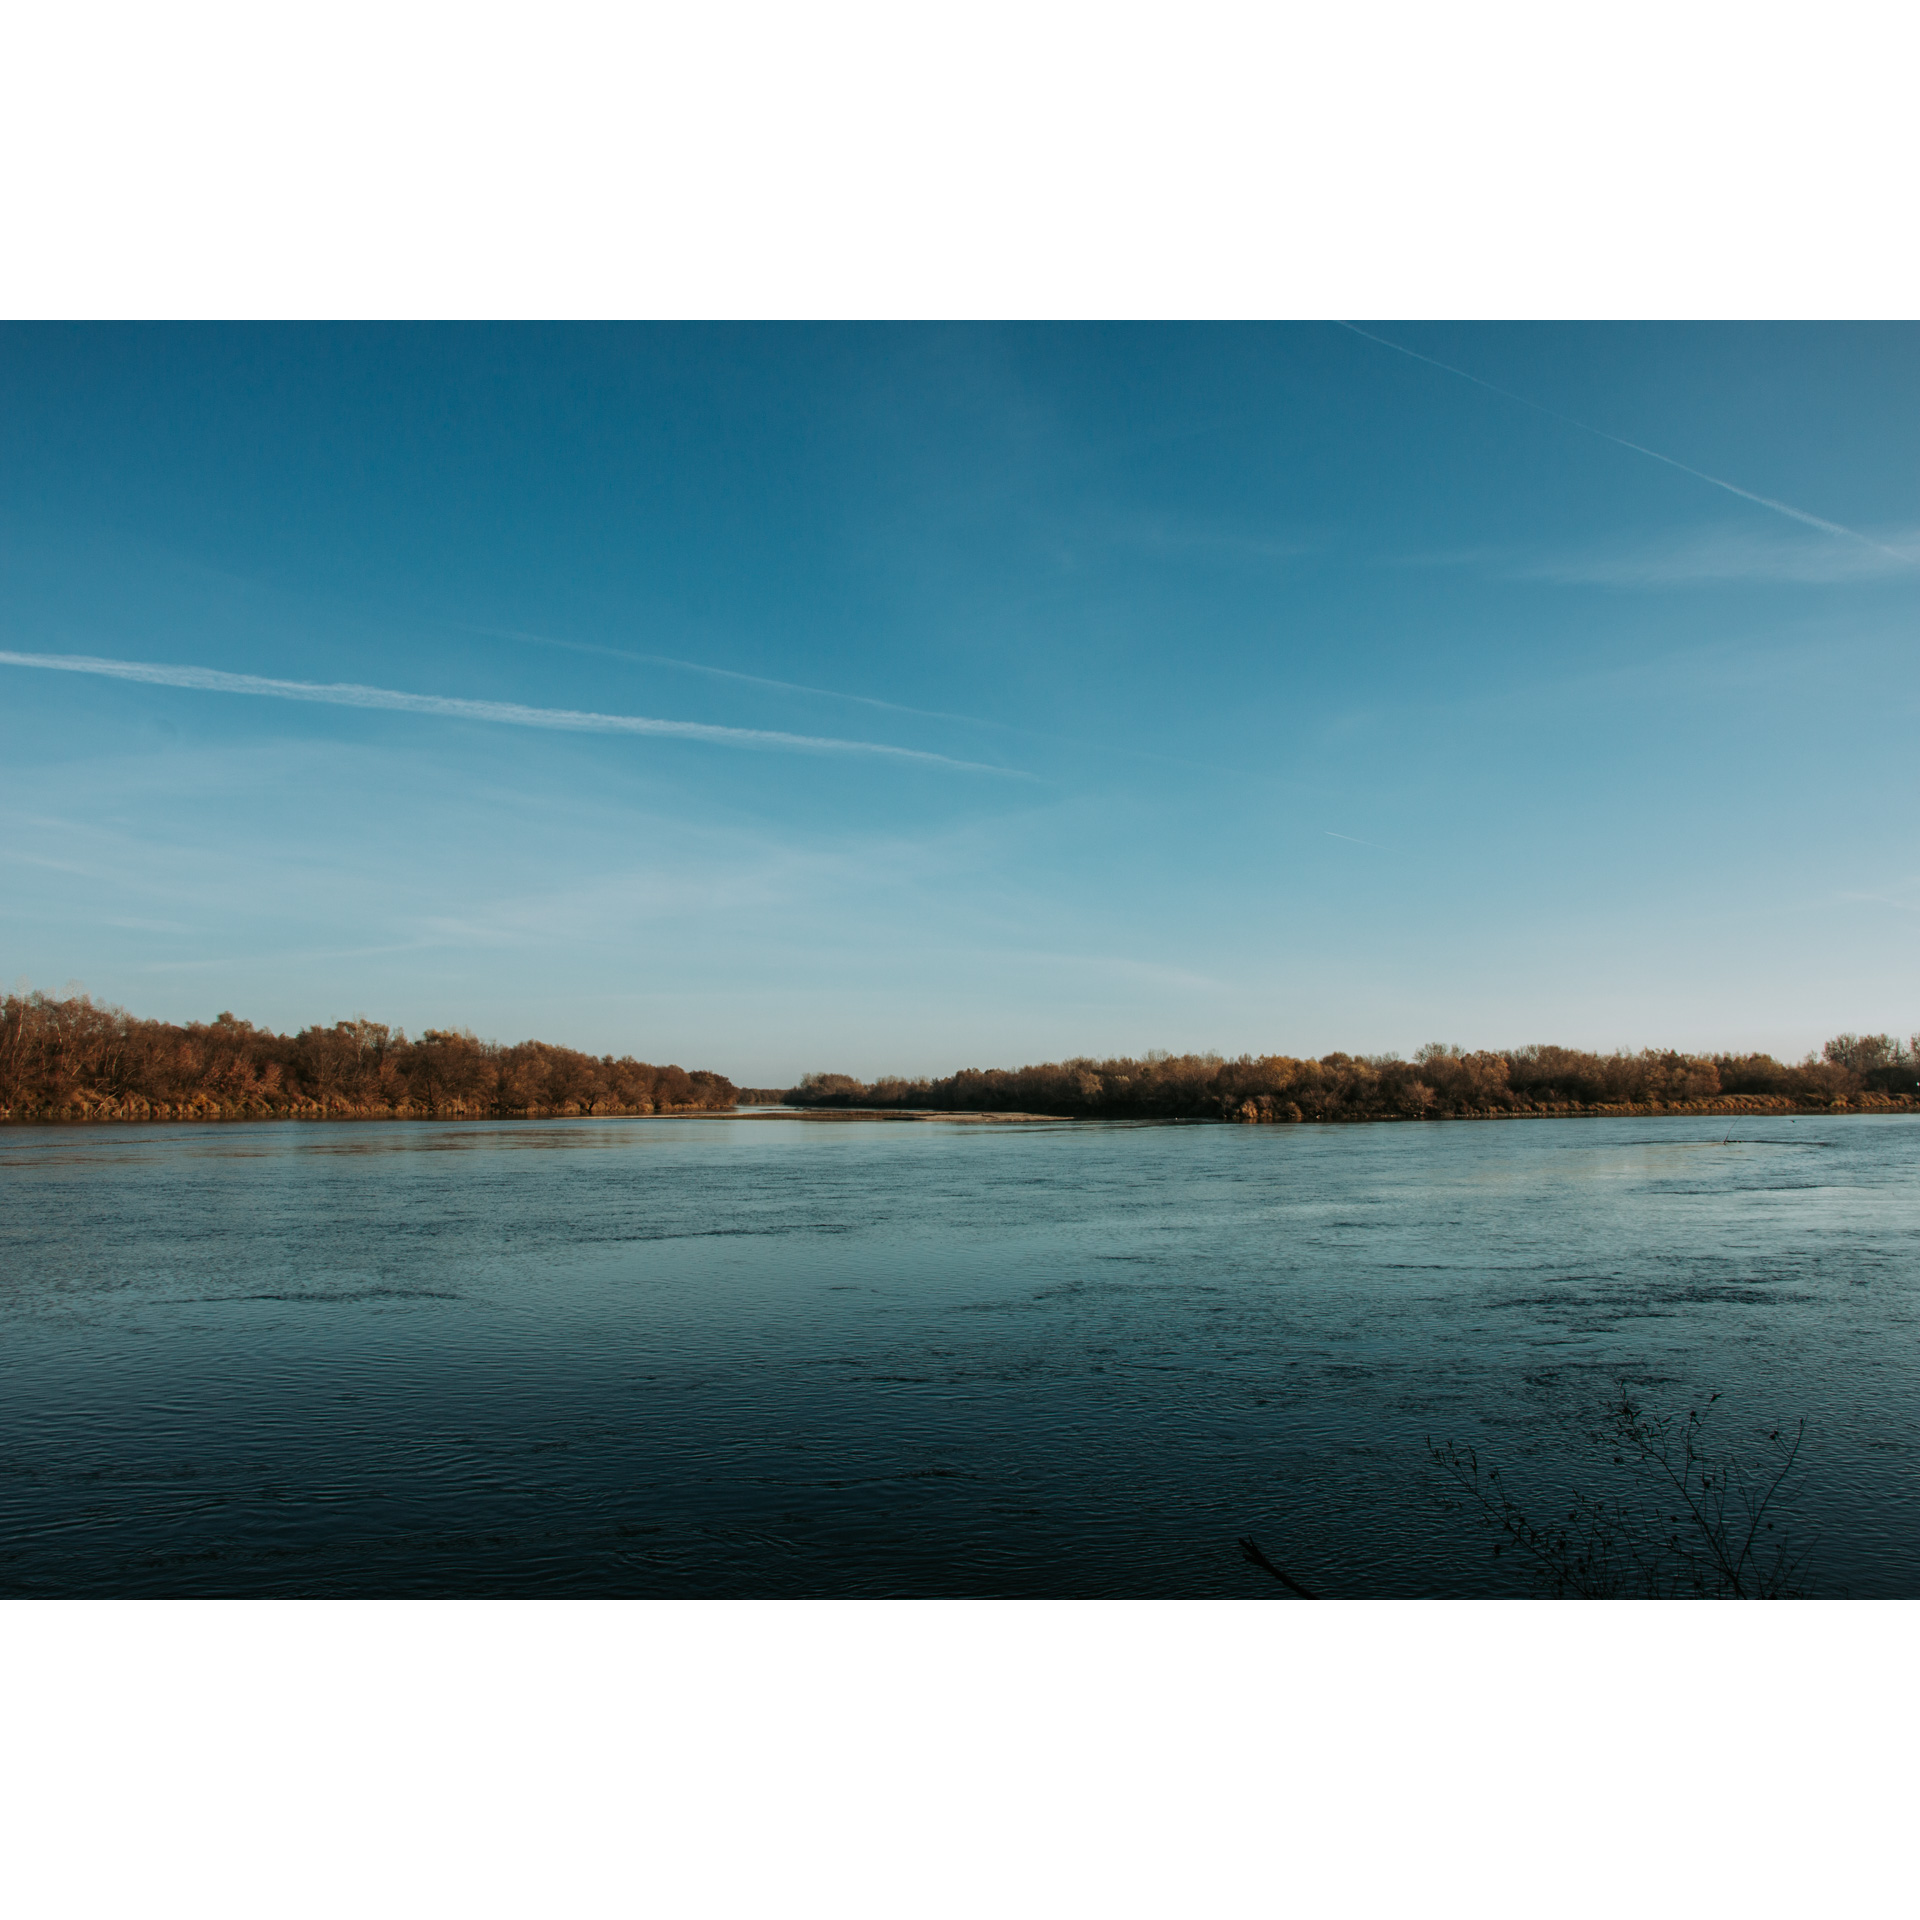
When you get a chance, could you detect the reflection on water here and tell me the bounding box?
[1,1113,1915,1596]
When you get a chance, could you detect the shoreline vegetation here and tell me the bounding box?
[0,992,737,1123]
[3,991,1916,1126]
[785,1034,1920,1123]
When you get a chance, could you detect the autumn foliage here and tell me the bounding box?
[787,1035,1920,1123]
[0,992,737,1122]
[7,989,1915,1127]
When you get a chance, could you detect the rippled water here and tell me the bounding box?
[2,1112,1916,1596]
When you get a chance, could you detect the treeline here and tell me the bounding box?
[0,992,738,1122]
[787,1034,1920,1123]
[13,988,1915,1127]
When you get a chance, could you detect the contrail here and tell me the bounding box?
[1335,322,1907,560]
[463,621,1228,775]
[0,650,1028,775]
[470,623,1011,732]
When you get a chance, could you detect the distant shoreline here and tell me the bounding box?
[8,991,1917,1128]
[9,1094,1919,1129]
[0,991,740,1127]
[761,1095,1920,1124]
[782,1038,1920,1126]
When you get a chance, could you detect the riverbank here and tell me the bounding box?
[768,1093,1919,1125]
[0,991,738,1124]
[785,1039,1920,1126]
[10,993,1917,1127]
[10,1092,1918,1127]
[735,1106,1064,1124]
[0,1093,738,1124]
[1221,1091,1919,1122]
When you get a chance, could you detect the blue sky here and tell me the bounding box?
[3,323,1916,1080]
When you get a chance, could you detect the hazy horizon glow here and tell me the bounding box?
[3,323,1917,1081]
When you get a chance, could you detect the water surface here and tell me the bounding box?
[3,1112,1915,1595]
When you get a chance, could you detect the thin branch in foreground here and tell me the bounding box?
[1429,1388,1812,1598]
[1237,1536,1319,1598]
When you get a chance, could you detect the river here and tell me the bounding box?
[2,1111,1914,1595]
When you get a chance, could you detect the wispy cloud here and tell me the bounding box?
[0,650,1027,776]
[1337,322,1909,561]
[468,621,1236,779]
[1397,525,1920,588]
[1511,526,1920,587]
[469,624,1010,732]
[1104,513,1315,566]
[992,948,1229,995]
[135,942,438,973]
[1835,882,1920,916]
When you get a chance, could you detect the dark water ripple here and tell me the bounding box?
[1,1112,1916,1596]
